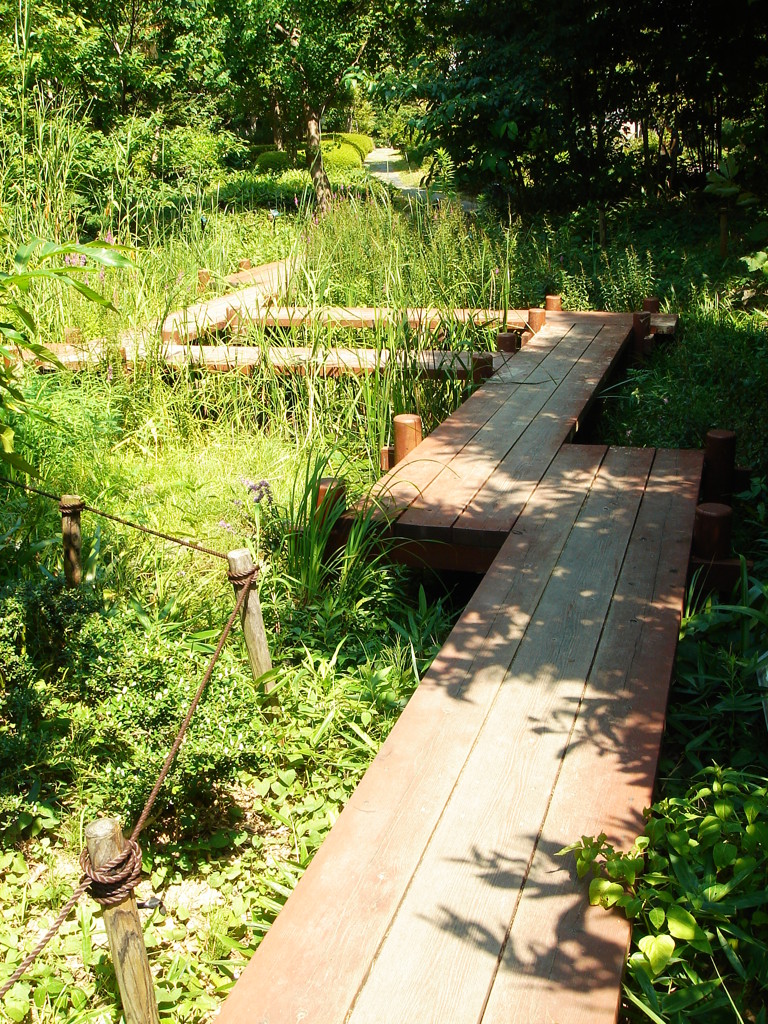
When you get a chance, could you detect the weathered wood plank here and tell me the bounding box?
[215,444,608,1024]
[395,318,610,540]
[370,322,577,518]
[482,447,703,1024]
[454,321,631,545]
[346,447,654,1024]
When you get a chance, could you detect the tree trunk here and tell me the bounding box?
[305,106,332,215]
[271,90,284,151]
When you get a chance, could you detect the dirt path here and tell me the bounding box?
[365,146,478,212]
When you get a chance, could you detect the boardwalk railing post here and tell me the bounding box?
[544,295,562,311]
[84,819,160,1024]
[693,503,733,560]
[393,414,422,466]
[60,495,84,588]
[471,352,494,386]
[228,549,273,688]
[703,428,736,504]
[528,308,546,333]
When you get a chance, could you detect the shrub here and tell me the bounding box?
[256,150,293,173]
[322,140,363,171]
[338,133,375,158]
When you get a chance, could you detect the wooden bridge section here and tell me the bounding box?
[217,304,704,1023]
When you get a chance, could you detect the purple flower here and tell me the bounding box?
[241,477,273,504]
[294,194,299,207]
[99,267,106,282]
[218,519,236,533]
[105,228,115,245]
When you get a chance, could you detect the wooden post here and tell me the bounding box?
[703,429,736,504]
[642,296,660,314]
[60,495,84,588]
[528,308,546,334]
[84,819,160,1024]
[693,503,732,560]
[496,331,521,353]
[380,446,395,473]
[197,269,211,294]
[393,414,422,465]
[228,549,273,687]
[238,258,252,272]
[544,295,563,312]
[316,478,347,522]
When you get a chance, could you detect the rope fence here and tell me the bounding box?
[3,476,229,561]
[0,474,274,1019]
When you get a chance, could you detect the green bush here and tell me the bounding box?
[255,150,293,173]
[322,140,363,171]
[338,133,375,158]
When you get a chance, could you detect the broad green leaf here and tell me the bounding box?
[667,904,707,945]
[648,907,666,930]
[638,933,675,975]
[589,877,624,908]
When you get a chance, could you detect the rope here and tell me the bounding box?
[0,566,258,1000]
[3,477,229,561]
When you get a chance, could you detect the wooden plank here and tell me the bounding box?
[215,444,608,1024]
[346,446,654,1024]
[454,321,631,546]
[482,448,703,1024]
[369,325,568,516]
[395,318,607,540]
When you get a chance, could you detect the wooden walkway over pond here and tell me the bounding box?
[218,305,705,1023]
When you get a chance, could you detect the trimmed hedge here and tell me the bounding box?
[321,140,363,171]
[339,133,375,158]
[255,150,293,173]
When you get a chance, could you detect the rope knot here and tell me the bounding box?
[59,498,85,515]
[227,566,258,587]
[79,838,143,907]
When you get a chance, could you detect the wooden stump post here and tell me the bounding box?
[496,331,521,353]
[238,258,252,272]
[544,295,563,311]
[228,549,273,688]
[316,478,347,523]
[60,495,84,588]
[703,428,737,504]
[528,308,546,334]
[393,414,422,465]
[380,446,395,473]
[197,269,211,294]
[84,819,159,1024]
[693,503,733,560]
[632,312,651,359]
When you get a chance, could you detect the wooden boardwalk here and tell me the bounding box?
[218,444,702,1024]
[370,311,634,565]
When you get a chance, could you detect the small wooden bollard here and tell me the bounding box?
[60,495,84,587]
[703,429,737,504]
[393,414,423,465]
[643,296,661,314]
[238,258,252,272]
[544,295,563,311]
[85,819,160,1024]
[496,331,521,353]
[197,268,211,293]
[471,351,494,386]
[316,477,347,523]
[693,503,732,560]
[380,446,395,473]
[528,307,546,333]
[228,549,272,687]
